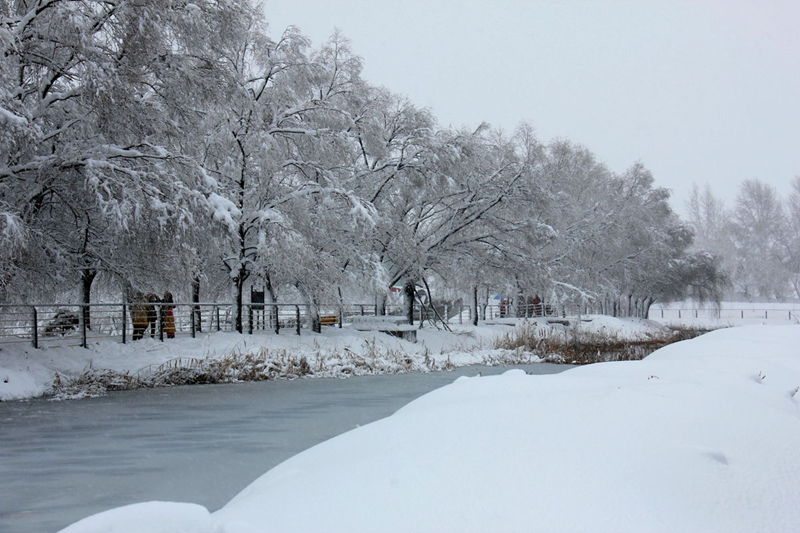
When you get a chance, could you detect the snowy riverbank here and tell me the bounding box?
[1,315,671,401]
[59,324,800,533]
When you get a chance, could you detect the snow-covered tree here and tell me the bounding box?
[785,177,800,298]
[192,22,371,331]
[0,0,206,307]
[0,2,726,323]
[728,179,788,299]
[363,123,529,323]
[503,144,721,316]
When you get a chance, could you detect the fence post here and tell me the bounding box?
[360,305,364,316]
[80,304,87,348]
[678,309,681,319]
[31,306,38,349]
[338,306,343,328]
[158,304,164,342]
[694,309,698,318]
[660,309,664,318]
[248,305,253,334]
[215,306,221,331]
[190,304,196,338]
[741,309,744,319]
[459,304,463,324]
[295,305,301,335]
[121,303,127,344]
[765,310,768,319]
[274,305,280,335]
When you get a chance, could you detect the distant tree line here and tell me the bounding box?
[687,178,800,301]
[0,0,722,331]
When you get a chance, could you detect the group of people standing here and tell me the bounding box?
[498,294,545,318]
[130,291,176,341]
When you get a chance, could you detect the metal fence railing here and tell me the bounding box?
[0,302,482,349]
[650,307,799,321]
[483,303,579,319]
[0,300,591,349]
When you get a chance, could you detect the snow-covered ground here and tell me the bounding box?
[59,324,800,533]
[0,315,669,401]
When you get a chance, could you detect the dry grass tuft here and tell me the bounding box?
[494,321,713,364]
[47,342,455,400]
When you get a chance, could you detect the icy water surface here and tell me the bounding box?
[0,363,569,533]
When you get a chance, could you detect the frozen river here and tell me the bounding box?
[1,363,569,533]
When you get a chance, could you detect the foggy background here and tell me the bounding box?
[264,0,800,212]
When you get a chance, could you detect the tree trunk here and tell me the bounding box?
[642,296,654,319]
[233,265,248,333]
[192,275,202,332]
[377,292,387,316]
[296,282,321,333]
[472,284,479,326]
[337,286,345,328]
[81,269,96,330]
[233,276,242,333]
[234,135,248,334]
[403,279,415,325]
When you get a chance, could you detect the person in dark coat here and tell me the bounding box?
[144,293,160,338]
[532,295,542,317]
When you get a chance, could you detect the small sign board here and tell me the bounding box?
[250,290,265,310]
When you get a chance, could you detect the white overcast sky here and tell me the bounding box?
[263,0,799,213]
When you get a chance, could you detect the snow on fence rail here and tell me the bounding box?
[0,302,478,349]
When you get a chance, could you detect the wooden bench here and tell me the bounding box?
[320,314,339,326]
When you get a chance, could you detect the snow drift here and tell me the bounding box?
[60,325,800,533]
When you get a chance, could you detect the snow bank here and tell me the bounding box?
[568,314,671,339]
[488,314,672,339]
[59,325,800,533]
[0,322,522,401]
[0,317,682,401]
[59,502,212,533]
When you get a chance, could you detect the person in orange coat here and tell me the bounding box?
[162,291,176,338]
[131,292,151,341]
